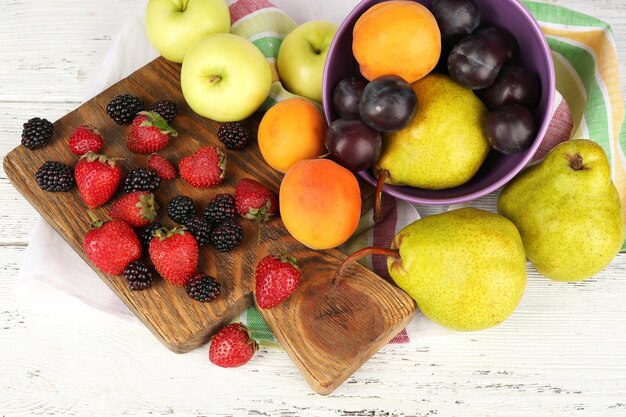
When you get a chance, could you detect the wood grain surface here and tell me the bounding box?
[1,0,626,415]
[3,56,413,393]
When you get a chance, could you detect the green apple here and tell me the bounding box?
[277,21,338,103]
[146,0,231,63]
[181,33,273,122]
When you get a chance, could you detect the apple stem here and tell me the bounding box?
[332,246,400,286]
[374,169,390,223]
[567,153,585,170]
[208,75,222,83]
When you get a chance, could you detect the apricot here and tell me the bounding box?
[258,98,326,173]
[353,1,441,83]
[280,159,361,250]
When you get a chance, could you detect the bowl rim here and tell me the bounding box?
[322,0,556,205]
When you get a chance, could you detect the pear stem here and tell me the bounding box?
[567,153,585,170]
[332,246,400,286]
[374,169,390,223]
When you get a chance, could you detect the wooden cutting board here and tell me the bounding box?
[3,57,416,395]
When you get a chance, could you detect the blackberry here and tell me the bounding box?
[123,168,160,193]
[21,117,53,150]
[210,222,244,252]
[186,274,221,302]
[183,216,212,246]
[167,196,196,224]
[123,260,153,291]
[148,100,177,123]
[217,122,252,150]
[35,161,74,192]
[203,194,236,225]
[106,94,144,125]
[140,221,163,248]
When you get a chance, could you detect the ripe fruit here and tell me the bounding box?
[140,221,163,248]
[235,178,278,222]
[69,125,104,156]
[431,0,481,39]
[258,98,326,173]
[122,168,161,193]
[486,104,536,154]
[353,1,441,83]
[148,100,177,123]
[183,216,212,246]
[179,146,227,188]
[210,221,244,252]
[203,194,236,224]
[123,260,154,291]
[21,117,53,150]
[149,227,198,286]
[148,154,176,180]
[333,78,367,119]
[74,152,122,208]
[325,119,382,172]
[448,32,506,89]
[477,27,518,63]
[110,192,158,228]
[107,94,144,125]
[280,159,361,250]
[209,323,257,368]
[167,195,196,224]
[477,65,540,111]
[217,122,252,150]
[35,161,75,192]
[186,274,221,302]
[127,111,178,154]
[255,255,301,309]
[83,214,141,275]
[359,75,418,132]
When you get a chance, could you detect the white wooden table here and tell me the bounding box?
[1,1,625,415]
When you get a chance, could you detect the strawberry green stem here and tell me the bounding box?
[332,246,400,285]
[87,210,103,228]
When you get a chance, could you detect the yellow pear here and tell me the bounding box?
[375,74,489,189]
[498,139,625,282]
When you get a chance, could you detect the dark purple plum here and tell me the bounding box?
[477,65,540,111]
[359,75,418,132]
[431,0,481,40]
[485,104,535,154]
[477,27,518,62]
[448,32,507,89]
[325,119,382,172]
[333,78,367,119]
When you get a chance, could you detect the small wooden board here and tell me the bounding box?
[3,57,416,394]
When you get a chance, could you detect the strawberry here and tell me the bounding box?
[179,146,226,188]
[83,212,141,275]
[235,178,278,222]
[69,124,104,156]
[74,152,122,208]
[149,227,198,286]
[148,153,176,180]
[254,254,301,309]
[110,191,158,228]
[127,111,177,154]
[209,323,258,368]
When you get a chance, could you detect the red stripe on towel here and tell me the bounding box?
[532,98,574,162]
[230,0,277,24]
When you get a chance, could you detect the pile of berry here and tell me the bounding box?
[24,91,297,368]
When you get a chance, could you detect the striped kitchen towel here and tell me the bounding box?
[229,0,626,345]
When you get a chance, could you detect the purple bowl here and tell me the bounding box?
[322,0,555,205]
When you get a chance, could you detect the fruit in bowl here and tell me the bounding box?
[375,74,489,190]
[352,0,441,83]
[322,0,555,205]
